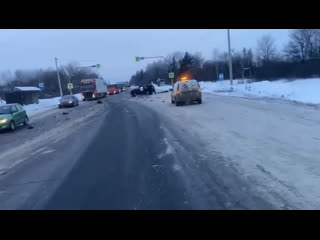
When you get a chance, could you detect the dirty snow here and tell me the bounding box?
[133,90,320,209]
[157,137,175,159]
[199,78,320,105]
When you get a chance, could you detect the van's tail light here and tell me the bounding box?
[198,86,201,92]
[176,89,180,94]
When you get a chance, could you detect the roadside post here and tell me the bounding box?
[169,72,174,85]
[218,73,224,81]
[67,83,74,95]
[39,82,44,90]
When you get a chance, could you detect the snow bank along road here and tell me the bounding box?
[0,90,319,209]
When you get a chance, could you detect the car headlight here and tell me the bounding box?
[0,119,8,124]
[114,91,116,94]
[69,101,72,104]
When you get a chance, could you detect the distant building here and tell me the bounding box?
[4,86,41,105]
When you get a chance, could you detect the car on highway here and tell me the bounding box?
[0,104,29,131]
[130,84,156,97]
[58,95,79,108]
[107,85,120,95]
[171,79,202,106]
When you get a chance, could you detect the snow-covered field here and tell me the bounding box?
[199,78,320,105]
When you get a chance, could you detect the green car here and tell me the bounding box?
[0,104,29,131]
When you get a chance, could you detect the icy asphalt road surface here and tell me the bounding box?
[1,90,319,209]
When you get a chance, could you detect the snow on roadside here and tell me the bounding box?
[199,78,320,105]
[134,90,320,209]
[152,83,172,93]
[24,93,82,117]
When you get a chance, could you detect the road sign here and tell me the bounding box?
[169,72,174,79]
[67,83,73,89]
[135,56,140,62]
[39,82,44,90]
[96,64,101,69]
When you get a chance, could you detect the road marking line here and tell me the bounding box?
[31,147,48,155]
[41,149,55,155]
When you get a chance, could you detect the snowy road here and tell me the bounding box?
[0,90,319,209]
[135,91,320,209]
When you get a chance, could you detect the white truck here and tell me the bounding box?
[80,78,107,101]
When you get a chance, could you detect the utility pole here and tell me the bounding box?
[227,29,233,86]
[55,57,63,97]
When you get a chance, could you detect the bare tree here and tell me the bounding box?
[284,29,320,62]
[256,35,277,63]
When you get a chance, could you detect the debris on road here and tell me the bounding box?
[97,100,102,104]
[62,112,68,115]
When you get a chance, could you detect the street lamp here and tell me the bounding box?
[227,29,233,87]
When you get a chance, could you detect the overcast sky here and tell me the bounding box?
[0,29,290,84]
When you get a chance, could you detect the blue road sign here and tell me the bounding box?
[39,82,44,90]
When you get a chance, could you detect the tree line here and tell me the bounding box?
[0,62,98,99]
[129,29,320,86]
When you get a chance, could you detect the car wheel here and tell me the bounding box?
[198,99,202,104]
[10,121,16,131]
[58,105,62,109]
[171,98,174,104]
[23,116,29,126]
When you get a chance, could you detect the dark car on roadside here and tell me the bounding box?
[58,95,79,108]
[0,104,29,131]
[130,84,156,97]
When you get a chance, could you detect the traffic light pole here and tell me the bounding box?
[136,56,174,85]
